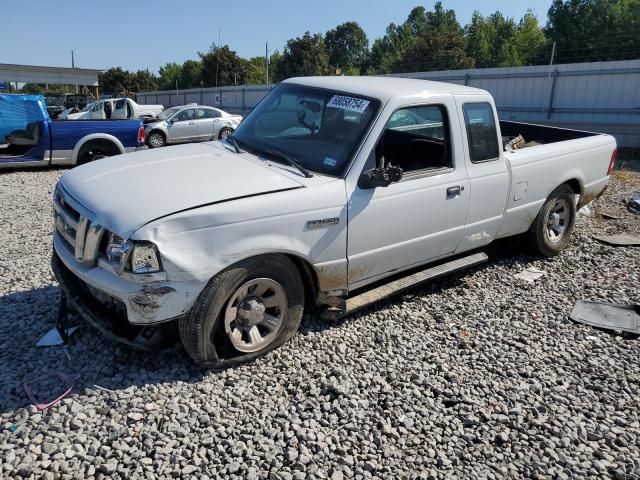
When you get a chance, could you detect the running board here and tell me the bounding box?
[343,252,488,315]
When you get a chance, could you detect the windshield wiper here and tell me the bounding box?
[225,135,244,154]
[264,148,313,178]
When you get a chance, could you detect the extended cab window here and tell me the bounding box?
[463,103,499,163]
[378,105,451,174]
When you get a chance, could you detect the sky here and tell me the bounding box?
[0,0,553,73]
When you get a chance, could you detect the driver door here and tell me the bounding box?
[168,108,197,142]
[89,101,105,120]
[347,98,470,289]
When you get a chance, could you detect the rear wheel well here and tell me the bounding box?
[77,139,122,164]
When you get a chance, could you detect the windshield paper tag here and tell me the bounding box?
[323,157,338,167]
[327,95,370,113]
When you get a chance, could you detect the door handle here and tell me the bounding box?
[446,186,464,198]
[188,122,196,125]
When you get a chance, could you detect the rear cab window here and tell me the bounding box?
[462,102,500,163]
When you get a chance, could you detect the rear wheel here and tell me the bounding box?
[77,140,120,165]
[179,255,304,368]
[528,184,576,257]
[218,127,233,140]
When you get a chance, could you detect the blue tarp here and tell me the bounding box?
[0,95,47,143]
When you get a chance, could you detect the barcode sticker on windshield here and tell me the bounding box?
[327,95,370,113]
[323,157,338,167]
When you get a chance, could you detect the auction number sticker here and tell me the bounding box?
[326,95,370,113]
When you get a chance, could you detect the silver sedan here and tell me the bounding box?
[144,105,242,148]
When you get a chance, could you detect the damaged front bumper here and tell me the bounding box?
[52,251,177,350]
[52,233,203,349]
[53,233,201,325]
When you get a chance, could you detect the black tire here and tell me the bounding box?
[179,255,304,369]
[147,130,166,148]
[218,127,233,140]
[77,141,119,165]
[527,184,576,257]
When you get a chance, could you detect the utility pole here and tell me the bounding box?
[549,41,557,66]
[72,50,78,98]
[216,28,222,88]
[265,42,269,86]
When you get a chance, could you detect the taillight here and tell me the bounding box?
[607,148,617,175]
[137,126,145,145]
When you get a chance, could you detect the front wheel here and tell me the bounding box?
[218,127,233,140]
[179,255,304,368]
[147,130,166,148]
[527,184,576,257]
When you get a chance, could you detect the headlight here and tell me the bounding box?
[106,233,132,275]
[130,242,162,274]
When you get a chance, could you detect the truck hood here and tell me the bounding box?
[59,143,304,238]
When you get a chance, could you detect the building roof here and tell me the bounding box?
[0,63,102,86]
[283,75,487,101]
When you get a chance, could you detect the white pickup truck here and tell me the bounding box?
[52,77,617,367]
[65,98,164,120]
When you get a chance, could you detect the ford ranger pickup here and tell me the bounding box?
[50,77,617,367]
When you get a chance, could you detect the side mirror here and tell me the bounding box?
[358,165,403,189]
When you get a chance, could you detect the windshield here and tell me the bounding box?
[233,83,380,177]
[158,106,181,120]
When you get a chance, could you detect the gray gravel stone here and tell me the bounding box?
[0,168,639,479]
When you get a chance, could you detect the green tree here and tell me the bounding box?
[268,50,282,83]
[21,83,46,94]
[199,44,249,87]
[368,23,414,73]
[99,67,133,95]
[324,21,369,74]
[544,0,640,62]
[246,56,266,85]
[158,63,183,90]
[130,70,158,92]
[180,60,203,89]
[391,2,473,72]
[274,32,330,81]
[465,10,546,67]
[610,0,640,59]
[396,28,474,72]
[514,11,547,65]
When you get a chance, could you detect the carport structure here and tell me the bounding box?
[0,63,102,95]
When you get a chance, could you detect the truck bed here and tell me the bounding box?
[500,120,598,149]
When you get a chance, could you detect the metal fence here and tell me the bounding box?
[137,84,272,117]
[137,59,640,149]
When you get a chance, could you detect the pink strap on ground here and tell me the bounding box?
[23,372,75,411]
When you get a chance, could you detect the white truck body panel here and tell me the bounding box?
[73,98,164,120]
[53,76,616,327]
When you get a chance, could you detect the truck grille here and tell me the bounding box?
[54,187,105,266]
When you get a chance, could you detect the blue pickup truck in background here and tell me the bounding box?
[0,94,145,169]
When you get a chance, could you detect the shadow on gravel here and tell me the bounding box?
[0,236,539,416]
[0,286,206,416]
[302,236,540,334]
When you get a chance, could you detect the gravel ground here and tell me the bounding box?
[0,167,639,480]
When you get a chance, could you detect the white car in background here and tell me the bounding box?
[67,98,164,120]
[144,104,243,148]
